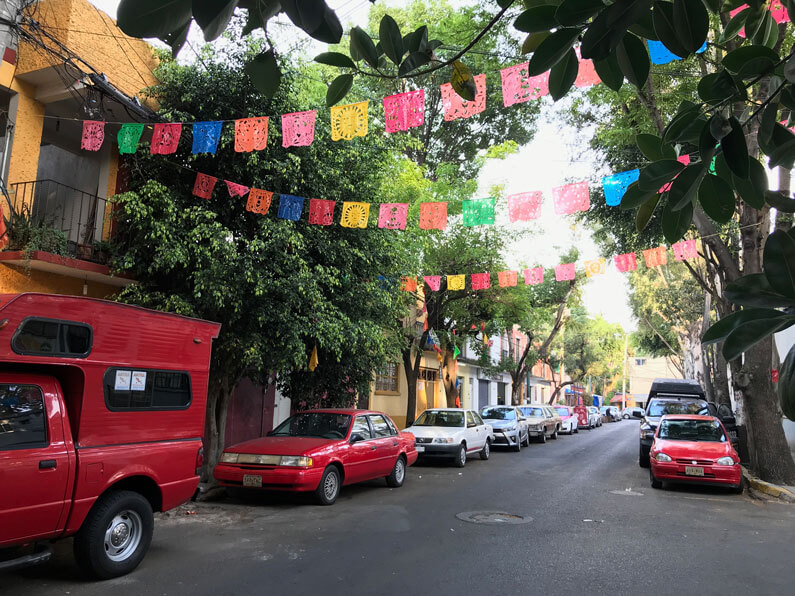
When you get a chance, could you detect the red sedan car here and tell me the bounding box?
[214,409,418,505]
[649,415,742,493]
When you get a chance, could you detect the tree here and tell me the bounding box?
[111,43,408,480]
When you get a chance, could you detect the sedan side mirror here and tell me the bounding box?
[350,433,366,444]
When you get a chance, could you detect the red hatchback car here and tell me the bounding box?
[214,409,418,505]
[649,415,742,493]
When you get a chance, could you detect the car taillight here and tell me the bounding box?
[195,446,204,475]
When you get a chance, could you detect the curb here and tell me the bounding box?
[742,467,795,503]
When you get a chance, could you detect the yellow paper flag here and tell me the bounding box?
[309,344,319,371]
[584,258,606,277]
[330,101,368,141]
[340,202,370,228]
[447,274,465,290]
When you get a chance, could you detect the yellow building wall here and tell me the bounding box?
[5,79,44,188]
[0,264,119,299]
[369,353,440,430]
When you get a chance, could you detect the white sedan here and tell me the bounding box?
[404,408,492,467]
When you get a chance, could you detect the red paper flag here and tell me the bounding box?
[424,275,441,291]
[507,191,543,222]
[614,252,638,273]
[151,123,182,155]
[193,173,217,200]
[440,73,486,121]
[378,203,409,230]
[555,263,576,281]
[552,182,589,215]
[643,246,668,268]
[308,199,336,225]
[672,239,697,261]
[498,270,517,287]
[246,188,273,215]
[81,121,105,151]
[419,202,447,230]
[523,267,544,285]
[226,181,250,198]
[471,273,491,290]
[234,117,268,152]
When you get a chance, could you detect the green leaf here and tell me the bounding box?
[593,51,624,91]
[718,7,748,43]
[450,60,477,101]
[663,101,700,143]
[636,133,675,160]
[721,117,749,179]
[732,158,767,208]
[767,127,795,170]
[661,195,694,242]
[652,1,689,58]
[398,51,432,76]
[757,101,779,154]
[555,0,605,26]
[765,191,795,212]
[616,33,650,88]
[669,164,705,209]
[160,21,190,57]
[244,49,281,97]
[724,273,795,308]
[785,56,795,84]
[722,45,779,79]
[763,230,795,299]
[582,0,653,61]
[781,86,795,111]
[703,307,793,344]
[314,52,356,68]
[304,7,343,44]
[515,6,560,32]
[701,0,720,13]
[698,175,735,223]
[751,11,775,47]
[379,15,404,66]
[117,0,192,38]
[403,26,428,53]
[698,71,744,105]
[638,159,685,191]
[281,1,341,43]
[619,181,657,210]
[698,119,718,162]
[326,74,353,107]
[192,0,237,42]
[628,11,659,40]
[549,49,580,101]
[743,4,767,40]
[672,0,708,54]
[522,32,550,54]
[350,27,380,69]
[527,28,583,76]
[708,113,732,140]
[636,194,660,232]
[724,317,795,361]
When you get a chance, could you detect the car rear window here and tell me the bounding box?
[104,368,192,411]
[12,317,92,358]
[648,399,708,417]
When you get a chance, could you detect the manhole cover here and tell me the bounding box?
[609,488,645,496]
[455,511,533,525]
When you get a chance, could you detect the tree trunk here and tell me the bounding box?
[441,349,459,407]
[403,348,420,427]
[712,346,732,408]
[510,375,523,406]
[201,372,234,484]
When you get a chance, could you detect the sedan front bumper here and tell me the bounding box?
[651,461,741,487]
[491,430,519,445]
[213,463,324,492]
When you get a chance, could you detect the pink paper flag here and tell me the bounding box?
[151,123,182,155]
[555,263,576,281]
[226,181,250,198]
[192,173,217,200]
[419,202,447,230]
[500,62,549,107]
[308,199,336,226]
[81,121,105,151]
[643,246,668,268]
[552,181,590,215]
[383,89,425,133]
[507,191,543,222]
[424,275,441,291]
[672,239,698,261]
[471,273,491,290]
[378,203,409,230]
[614,252,638,273]
[574,49,600,88]
[659,154,691,193]
[523,267,544,285]
[282,110,316,147]
[440,73,487,121]
[498,271,517,288]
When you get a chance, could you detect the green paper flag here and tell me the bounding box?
[462,197,495,226]
[118,123,145,154]
[453,345,460,360]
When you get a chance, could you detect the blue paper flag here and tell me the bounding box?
[277,194,305,221]
[648,40,707,65]
[603,169,640,206]
[192,121,223,154]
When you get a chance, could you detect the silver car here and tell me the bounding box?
[480,406,529,452]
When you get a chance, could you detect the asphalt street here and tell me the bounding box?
[6,421,795,596]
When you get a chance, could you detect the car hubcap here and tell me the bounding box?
[396,460,405,483]
[485,442,489,457]
[324,472,338,499]
[460,448,466,465]
[104,510,142,562]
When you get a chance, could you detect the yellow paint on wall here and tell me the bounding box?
[0,264,119,299]
[6,79,44,188]
[0,61,15,89]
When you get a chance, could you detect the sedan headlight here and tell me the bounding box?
[220,453,313,467]
[279,456,314,467]
[654,452,672,462]
[529,424,542,431]
[715,456,736,466]
[219,452,239,464]
[433,437,454,443]
[505,425,517,432]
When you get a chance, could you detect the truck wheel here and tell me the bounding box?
[73,490,153,579]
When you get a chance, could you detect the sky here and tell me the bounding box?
[89,0,637,331]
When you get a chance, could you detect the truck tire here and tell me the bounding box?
[73,490,154,579]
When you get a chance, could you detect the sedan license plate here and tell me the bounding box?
[685,466,704,477]
[415,445,425,453]
[243,474,262,487]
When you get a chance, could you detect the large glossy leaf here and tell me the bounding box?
[718,7,748,43]
[593,52,624,91]
[651,1,689,58]
[549,49,580,100]
[662,101,700,143]
[703,307,793,344]
[628,11,659,40]
[669,164,704,210]
[515,6,560,32]
[724,273,795,308]
[616,33,650,88]
[698,175,735,223]
[314,52,356,68]
[398,51,432,76]
[306,7,343,44]
[402,26,428,54]
[698,71,744,105]
[724,317,795,361]
[721,117,749,179]
[743,4,767,40]
[245,49,281,97]
[326,74,353,107]
[351,27,380,69]
[661,195,693,242]
[581,0,653,61]
[636,133,675,161]
[192,0,238,42]
[160,21,190,57]
[767,126,795,170]
[722,46,779,79]
[527,28,583,76]
[450,61,477,101]
[638,159,685,191]
[672,0,708,54]
[522,32,550,54]
[619,181,657,210]
[379,15,404,65]
[117,0,192,38]
[708,113,732,140]
[636,194,660,232]
[763,230,795,299]
[732,157,767,208]
[765,191,795,212]
[555,0,605,26]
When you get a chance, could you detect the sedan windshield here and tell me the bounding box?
[481,407,516,420]
[271,413,352,439]
[648,400,709,417]
[555,407,569,416]
[658,419,726,442]
[414,410,464,427]
[520,407,544,417]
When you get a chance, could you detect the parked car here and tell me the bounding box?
[622,406,644,419]
[600,406,622,422]
[215,409,417,505]
[0,293,220,579]
[543,405,563,438]
[649,415,742,493]
[554,405,579,434]
[480,406,529,451]
[518,405,559,442]
[404,408,491,467]
[587,406,602,428]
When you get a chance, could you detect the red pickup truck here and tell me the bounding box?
[0,293,219,578]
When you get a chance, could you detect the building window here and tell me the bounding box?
[635,358,646,366]
[420,369,437,382]
[12,317,92,358]
[375,362,399,393]
[104,368,192,411]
